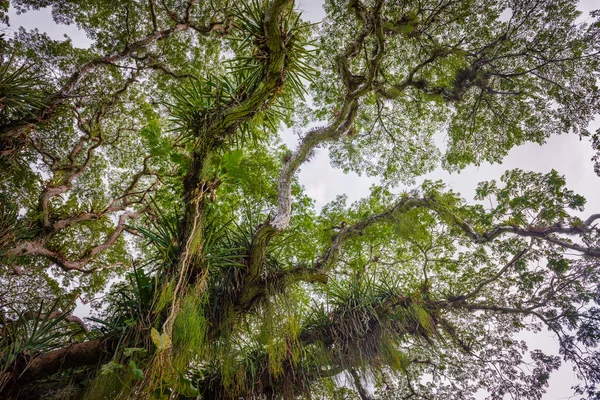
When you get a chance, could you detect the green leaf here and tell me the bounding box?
[129,360,144,380]
[123,347,147,358]
[151,327,171,352]
[221,149,244,170]
[99,361,124,376]
[175,368,200,397]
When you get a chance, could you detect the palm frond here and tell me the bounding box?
[167,0,317,145]
[0,54,45,123]
[0,299,76,375]
[133,199,181,269]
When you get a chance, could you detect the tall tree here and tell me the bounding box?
[1,0,600,399]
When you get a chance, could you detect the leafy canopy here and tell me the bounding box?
[1,0,600,399]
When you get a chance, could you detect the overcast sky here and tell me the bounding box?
[5,1,600,398]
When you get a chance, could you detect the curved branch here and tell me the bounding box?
[306,193,598,278]
[458,247,529,301]
[245,101,359,284]
[7,209,144,273]
[316,197,429,273]
[449,216,600,257]
[246,0,388,282]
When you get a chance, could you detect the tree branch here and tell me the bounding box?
[0,14,233,157]
[350,368,373,400]
[457,247,529,301]
[446,214,600,257]
[316,197,430,273]
[246,0,388,284]
[0,337,117,395]
[7,209,144,273]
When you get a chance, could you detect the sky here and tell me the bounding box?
[5,1,600,398]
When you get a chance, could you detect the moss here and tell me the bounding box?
[172,294,208,369]
[409,304,435,335]
[83,369,134,400]
[266,337,287,378]
[154,279,175,313]
[379,338,410,372]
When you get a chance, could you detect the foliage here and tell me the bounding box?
[0,299,82,392]
[1,0,600,399]
[0,55,45,124]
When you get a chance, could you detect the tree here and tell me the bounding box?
[1,0,600,398]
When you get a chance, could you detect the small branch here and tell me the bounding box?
[184,0,196,23]
[459,247,529,301]
[148,0,158,31]
[584,213,600,226]
[316,197,430,272]
[7,209,144,272]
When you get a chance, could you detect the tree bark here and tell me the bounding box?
[0,337,117,396]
